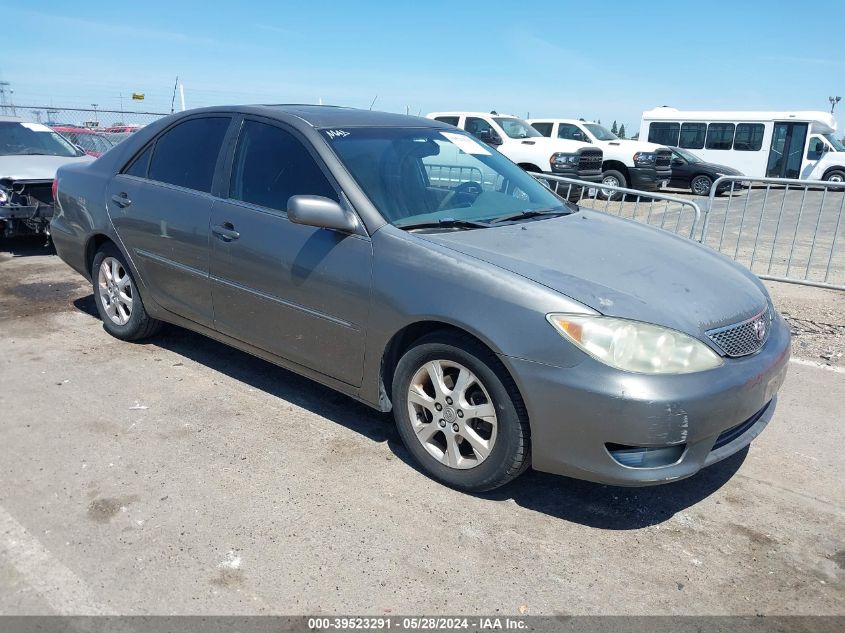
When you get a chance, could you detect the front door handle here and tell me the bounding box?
[212,222,240,241]
[110,192,131,208]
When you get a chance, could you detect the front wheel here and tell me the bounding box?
[690,174,713,196]
[597,169,627,201]
[823,170,845,183]
[392,333,530,492]
[92,244,162,341]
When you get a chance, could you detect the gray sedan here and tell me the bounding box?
[51,106,790,491]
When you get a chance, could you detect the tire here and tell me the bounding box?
[597,169,626,201]
[392,332,530,492]
[690,174,713,196]
[91,243,162,341]
[823,169,845,183]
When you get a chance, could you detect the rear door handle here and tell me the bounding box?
[212,222,240,241]
[110,193,131,208]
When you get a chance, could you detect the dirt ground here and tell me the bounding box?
[0,238,843,616]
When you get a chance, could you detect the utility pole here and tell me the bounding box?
[0,81,15,116]
[91,103,98,127]
[171,75,179,114]
[829,96,841,114]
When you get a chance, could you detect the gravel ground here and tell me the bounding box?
[0,238,843,617]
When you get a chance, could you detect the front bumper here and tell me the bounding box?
[629,166,672,191]
[501,312,791,486]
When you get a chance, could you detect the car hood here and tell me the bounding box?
[418,211,768,337]
[695,161,743,176]
[600,139,666,153]
[0,154,93,181]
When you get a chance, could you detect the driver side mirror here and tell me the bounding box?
[672,157,685,166]
[287,195,359,233]
[476,129,502,146]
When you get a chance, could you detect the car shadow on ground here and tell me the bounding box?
[0,236,55,258]
[72,294,747,530]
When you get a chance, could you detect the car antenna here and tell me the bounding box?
[369,95,378,110]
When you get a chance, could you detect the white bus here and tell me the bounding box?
[639,107,845,182]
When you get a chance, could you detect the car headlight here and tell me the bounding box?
[633,152,656,166]
[550,152,580,171]
[547,314,723,374]
[0,185,8,206]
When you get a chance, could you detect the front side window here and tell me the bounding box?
[679,123,706,149]
[493,117,541,139]
[648,122,680,146]
[734,123,764,151]
[323,127,568,227]
[557,124,585,141]
[530,122,553,137]
[807,137,825,160]
[0,122,82,157]
[705,123,735,150]
[148,117,230,192]
[230,120,337,212]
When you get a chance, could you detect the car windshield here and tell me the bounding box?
[673,147,703,163]
[822,133,845,151]
[492,117,541,139]
[323,127,568,228]
[0,121,83,157]
[584,123,618,141]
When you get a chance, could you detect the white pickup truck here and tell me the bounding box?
[426,112,603,183]
[528,118,672,196]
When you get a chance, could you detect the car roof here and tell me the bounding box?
[186,104,449,129]
[427,111,519,119]
[528,118,595,124]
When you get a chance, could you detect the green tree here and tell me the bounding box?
[611,120,618,135]
[618,123,626,139]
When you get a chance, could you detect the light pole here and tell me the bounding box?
[91,103,99,126]
[829,96,841,114]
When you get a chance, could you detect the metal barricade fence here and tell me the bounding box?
[531,173,702,239]
[702,176,845,290]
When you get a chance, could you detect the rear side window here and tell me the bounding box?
[123,144,153,177]
[531,122,553,136]
[679,123,706,149]
[229,120,337,212]
[648,122,680,146]
[434,116,459,127]
[148,117,230,192]
[705,123,735,150]
[734,123,764,151]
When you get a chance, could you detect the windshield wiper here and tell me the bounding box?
[399,218,492,231]
[490,207,576,224]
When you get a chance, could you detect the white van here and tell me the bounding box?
[528,118,672,193]
[640,107,845,182]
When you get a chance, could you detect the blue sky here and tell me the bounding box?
[1,0,843,133]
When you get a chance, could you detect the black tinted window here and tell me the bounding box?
[123,144,153,177]
[648,122,680,146]
[230,120,337,212]
[434,116,459,127]
[557,123,584,141]
[148,117,230,192]
[734,123,764,151]
[679,123,706,149]
[705,123,735,150]
[531,122,553,136]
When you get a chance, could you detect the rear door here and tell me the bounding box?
[209,117,372,386]
[107,115,231,328]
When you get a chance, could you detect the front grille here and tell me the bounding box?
[712,402,770,450]
[655,148,671,169]
[578,149,603,172]
[706,308,772,357]
[23,182,54,206]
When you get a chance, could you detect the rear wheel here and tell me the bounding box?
[690,174,713,196]
[92,244,161,341]
[823,169,845,183]
[597,169,626,201]
[392,332,530,492]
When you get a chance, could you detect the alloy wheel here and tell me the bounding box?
[97,257,133,325]
[406,360,498,469]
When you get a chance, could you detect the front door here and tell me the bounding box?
[209,118,372,386]
[766,122,808,178]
